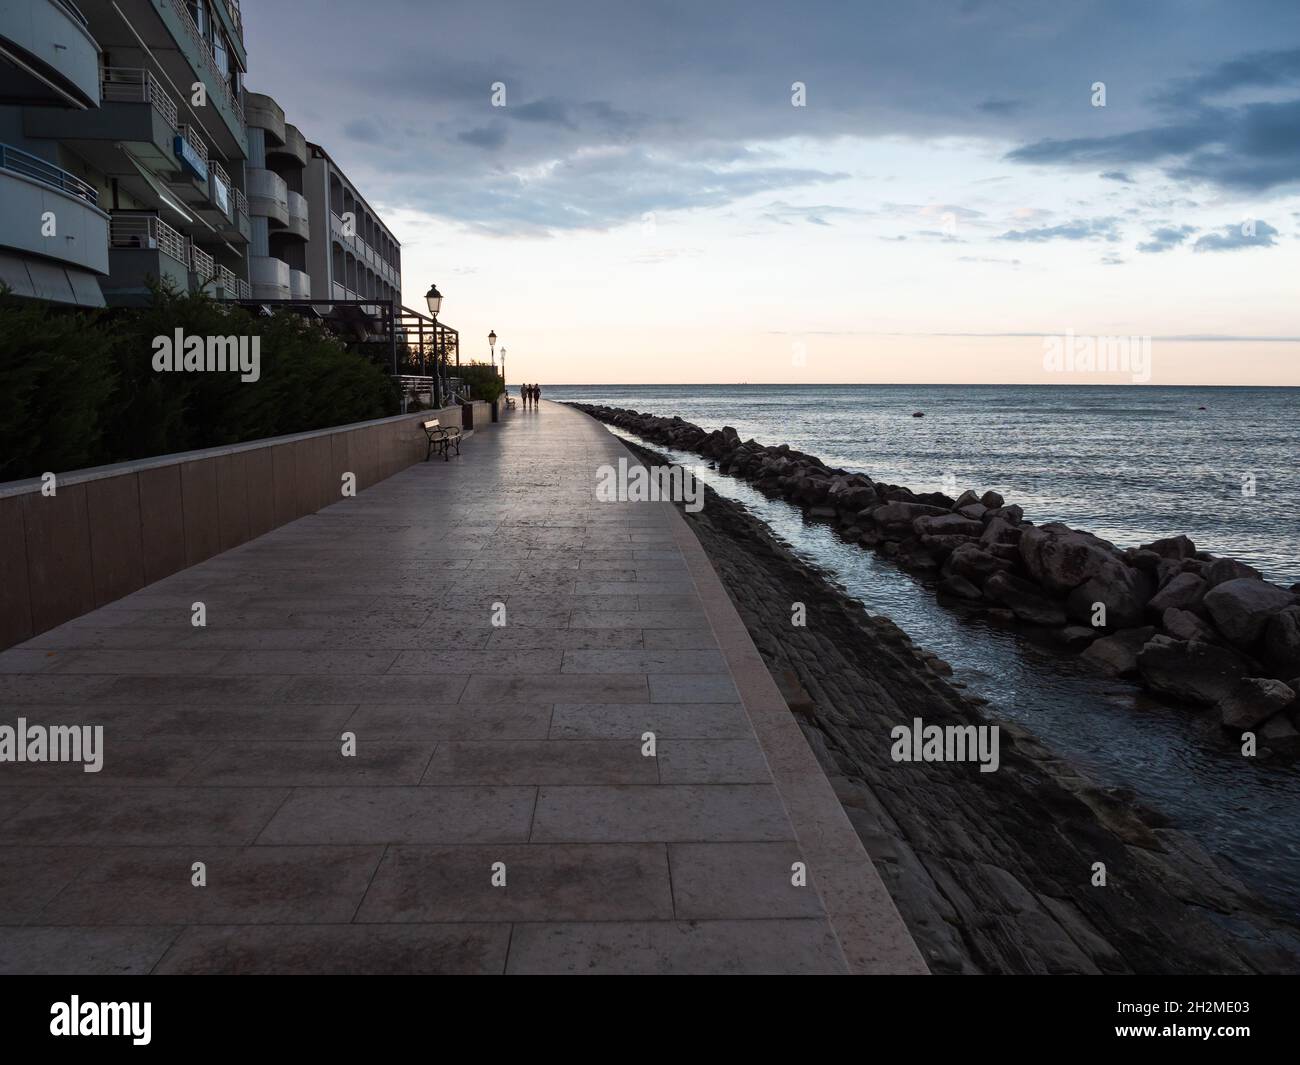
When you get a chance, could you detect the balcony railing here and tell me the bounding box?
[169,0,244,125]
[0,142,98,204]
[101,67,180,130]
[109,213,188,266]
[189,243,215,281]
[216,264,249,298]
[176,124,209,166]
[233,186,248,219]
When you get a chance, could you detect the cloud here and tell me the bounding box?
[457,125,507,149]
[761,201,872,226]
[1101,170,1135,183]
[977,99,1024,116]
[1137,224,1197,252]
[1192,220,1280,251]
[999,217,1122,242]
[342,118,384,144]
[1006,48,1300,193]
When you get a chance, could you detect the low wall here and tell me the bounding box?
[0,406,465,650]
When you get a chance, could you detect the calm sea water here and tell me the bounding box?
[551,384,1300,920]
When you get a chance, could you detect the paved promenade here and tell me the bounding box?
[0,401,924,974]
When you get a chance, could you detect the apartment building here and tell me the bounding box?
[3,1,404,312]
[1,0,251,306]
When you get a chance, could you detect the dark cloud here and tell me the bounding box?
[1137,224,1197,252]
[1101,170,1135,183]
[977,99,1024,115]
[457,125,507,149]
[1192,220,1280,251]
[999,218,1122,242]
[240,1,1300,235]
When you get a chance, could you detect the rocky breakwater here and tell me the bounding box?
[570,403,1300,756]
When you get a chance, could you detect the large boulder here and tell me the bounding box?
[1202,578,1295,649]
[980,490,1005,509]
[1065,565,1153,629]
[1161,607,1219,643]
[1080,626,1157,677]
[870,501,947,526]
[984,572,1067,626]
[1218,677,1296,731]
[1019,523,1123,593]
[1140,535,1197,560]
[945,543,1012,584]
[1204,557,1263,589]
[980,516,1021,547]
[937,574,984,601]
[913,513,985,538]
[1136,637,1255,706]
[1263,606,1300,677]
[1148,572,1207,613]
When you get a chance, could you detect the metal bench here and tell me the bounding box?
[422,418,462,462]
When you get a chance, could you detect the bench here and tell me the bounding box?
[422,418,462,462]
[504,395,517,410]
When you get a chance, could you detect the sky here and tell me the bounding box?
[244,0,1300,385]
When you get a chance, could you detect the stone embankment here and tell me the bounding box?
[613,434,1300,974]
[571,404,1300,756]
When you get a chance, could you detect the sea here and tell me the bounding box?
[548,384,1300,920]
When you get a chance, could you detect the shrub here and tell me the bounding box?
[459,360,504,404]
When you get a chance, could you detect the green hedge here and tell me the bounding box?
[0,287,400,483]
[458,360,504,404]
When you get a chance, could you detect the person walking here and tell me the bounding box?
[533,383,542,407]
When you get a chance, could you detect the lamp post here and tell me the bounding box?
[488,330,497,371]
[425,283,443,408]
[499,346,507,386]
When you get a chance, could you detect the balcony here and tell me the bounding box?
[0,142,109,279]
[103,212,190,304]
[0,0,101,108]
[290,268,311,300]
[268,123,308,168]
[250,255,290,299]
[283,190,310,240]
[214,263,249,300]
[188,241,216,290]
[244,91,285,146]
[247,168,288,227]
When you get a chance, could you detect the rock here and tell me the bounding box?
[1218,678,1296,731]
[1130,550,1163,574]
[1080,626,1156,677]
[956,503,988,521]
[1019,523,1124,594]
[1141,535,1197,560]
[1161,607,1219,643]
[988,504,1024,525]
[1204,557,1263,589]
[945,543,1012,584]
[913,514,985,538]
[1136,638,1256,706]
[1202,578,1295,649]
[870,501,948,526]
[980,490,1005,509]
[894,539,941,571]
[984,571,1068,626]
[1263,606,1300,676]
[953,490,982,510]
[1055,625,1100,650]
[1148,572,1208,613]
[1066,565,1153,629]
[918,534,979,559]
[937,574,984,601]
[979,516,1021,547]
[1260,713,1300,752]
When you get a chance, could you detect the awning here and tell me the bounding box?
[0,252,105,307]
[124,153,194,225]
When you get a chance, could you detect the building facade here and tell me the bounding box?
[2,1,401,310]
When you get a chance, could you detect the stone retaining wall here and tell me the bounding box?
[0,406,465,650]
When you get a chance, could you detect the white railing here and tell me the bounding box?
[189,243,215,281]
[176,124,209,166]
[0,142,98,203]
[216,264,249,298]
[233,186,248,219]
[109,214,188,266]
[101,67,180,130]
[169,0,244,125]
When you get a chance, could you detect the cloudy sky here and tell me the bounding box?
[245,0,1300,384]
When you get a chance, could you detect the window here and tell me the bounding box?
[213,30,229,79]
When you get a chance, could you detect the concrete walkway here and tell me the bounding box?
[0,401,924,974]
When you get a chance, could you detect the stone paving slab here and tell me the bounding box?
[0,399,924,974]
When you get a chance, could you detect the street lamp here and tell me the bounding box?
[425,283,443,408]
[499,346,507,385]
[488,330,497,370]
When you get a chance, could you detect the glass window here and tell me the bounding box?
[213,31,229,78]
